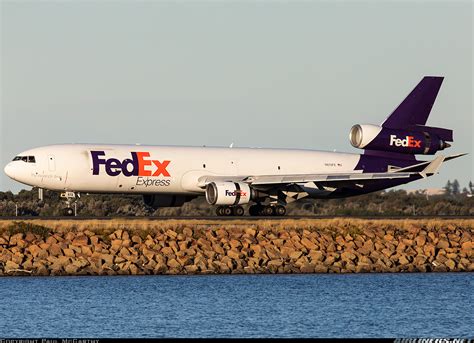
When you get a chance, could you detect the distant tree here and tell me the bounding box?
[462,187,469,194]
[452,179,460,195]
[469,181,474,193]
[444,180,453,195]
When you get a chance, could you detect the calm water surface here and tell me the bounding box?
[0,273,472,338]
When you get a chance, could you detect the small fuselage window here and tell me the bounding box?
[12,156,36,163]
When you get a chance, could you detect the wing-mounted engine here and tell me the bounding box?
[143,194,196,209]
[205,182,252,205]
[349,124,452,155]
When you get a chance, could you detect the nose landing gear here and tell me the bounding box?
[60,191,79,216]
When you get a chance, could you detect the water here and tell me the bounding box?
[0,273,472,338]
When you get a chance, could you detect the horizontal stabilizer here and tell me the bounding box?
[420,155,445,178]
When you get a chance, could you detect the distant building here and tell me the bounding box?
[406,188,445,196]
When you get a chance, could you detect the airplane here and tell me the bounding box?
[4,76,466,216]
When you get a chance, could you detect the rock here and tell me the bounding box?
[444,259,456,270]
[461,241,473,253]
[309,250,324,262]
[131,235,142,244]
[300,263,314,273]
[185,264,198,273]
[396,242,406,253]
[111,239,122,251]
[122,231,130,241]
[24,233,37,242]
[341,251,356,262]
[81,246,93,256]
[358,255,372,265]
[382,248,394,258]
[90,236,100,245]
[229,239,241,250]
[314,265,328,273]
[27,244,42,258]
[437,240,450,250]
[72,235,89,246]
[49,244,62,257]
[65,264,79,274]
[358,240,374,255]
[295,256,309,268]
[100,254,114,266]
[63,248,75,257]
[398,255,409,265]
[46,236,58,245]
[182,227,193,238]
[129,263,139,274]
[423,244,435,257]
[5,260,20,271]
[289,251,303,261]
[165,230,178,239]
[9,233,24,246]
[244,228,256,237]
[355,263,372,273]
[167,258,181,269]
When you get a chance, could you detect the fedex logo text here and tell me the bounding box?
[225,190,247,197]
[91,151,171,177]
[389,135,422,148]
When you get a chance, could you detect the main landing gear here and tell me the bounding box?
[216,205,245,217]
[215,204,287,217]
[249,204,286,217]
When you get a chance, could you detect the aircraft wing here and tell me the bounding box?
[198,154,457,188]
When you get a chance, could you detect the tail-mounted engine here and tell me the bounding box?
[349,124,452,155]
[205,182,252,205]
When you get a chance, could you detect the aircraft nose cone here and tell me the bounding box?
[4,163,16,180]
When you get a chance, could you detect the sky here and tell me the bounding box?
[0,0,472,194]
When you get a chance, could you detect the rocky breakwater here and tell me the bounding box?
[0,219,473,276]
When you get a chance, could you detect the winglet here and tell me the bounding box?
[420,155,445,178]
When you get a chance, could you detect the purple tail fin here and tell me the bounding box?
[382,76,444,129]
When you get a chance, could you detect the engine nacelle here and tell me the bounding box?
[205,182,252,205]
[143,194,195,209]
[349,124,451,155]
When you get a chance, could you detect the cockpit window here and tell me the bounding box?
[12,155,36,163]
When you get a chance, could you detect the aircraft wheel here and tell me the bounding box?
[233,206,245,216]
[222,206,233,216]
[262,205,274,216]
[63,208,74,216]
[274,205,286,216]
[216,207,222,216]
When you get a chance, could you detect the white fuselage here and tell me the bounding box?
[4,144,361,195]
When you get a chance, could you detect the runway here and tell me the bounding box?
[0,215,472,221]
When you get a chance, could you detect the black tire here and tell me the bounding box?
[262,205,274,216]
[233,206,245,216]
[275,205,286,216]
[216,207,223,216]
[223,207,233,216]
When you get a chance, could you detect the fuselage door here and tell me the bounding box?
[48,155,56,172]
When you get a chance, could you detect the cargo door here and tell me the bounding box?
[48,155,56,172]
